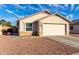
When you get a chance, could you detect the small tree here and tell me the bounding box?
[1,29,7,35]
[0,19,12,27]
[6,22,12,27]
[0,19,7,25]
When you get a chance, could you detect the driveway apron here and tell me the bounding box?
[48,36,79,49]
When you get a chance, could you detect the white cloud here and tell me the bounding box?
[64,4,75,10]
[28,5,40,11]
[53,4,66,10]
[59,11,68,15]
[70,4,75,10]
[75,6,79,10]
[53,4,59,7]
[5,9,21,18]
[11,4,29,13]
[66,14,73,20]
[6,10,13,13]
[0,6,22,18]
[66,15,69,19]
[69,14,73,19]
[48,4,53,6]
[64,4,69,8]
[13,4,25,10]
[37,4,44,10]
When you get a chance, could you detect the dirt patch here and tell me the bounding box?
[0,36,78,55]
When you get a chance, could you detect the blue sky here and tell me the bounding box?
[0,4,79,25]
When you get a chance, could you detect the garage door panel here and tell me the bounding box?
[43,24,65,36]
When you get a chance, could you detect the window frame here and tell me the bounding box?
[26,23,32,31]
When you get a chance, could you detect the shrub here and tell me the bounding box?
[1,29,7,32]
[1,29,7,35]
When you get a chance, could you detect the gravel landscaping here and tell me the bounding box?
[0,36,78,55]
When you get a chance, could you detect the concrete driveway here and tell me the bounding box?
[47,36,79,55]
[48,36,79,49]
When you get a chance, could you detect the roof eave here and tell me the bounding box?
[53,13,71,23]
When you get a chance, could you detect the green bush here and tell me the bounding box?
[1,29,7,32]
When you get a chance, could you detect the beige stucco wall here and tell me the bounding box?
[19,21,25,32]
[19,12,50,36]
[40,15,69,24]
[66,24,70,35]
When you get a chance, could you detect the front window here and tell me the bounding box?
[26,23,32,31]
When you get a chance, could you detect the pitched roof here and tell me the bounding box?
[71,19,79,24]
[19,9,52,21]
[38,12,71,23]
[17,10,71,24]
[54,13,71,23]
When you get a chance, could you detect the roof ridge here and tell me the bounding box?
[72,19,79,21]
[53,13,71,23]
[38,13,70,23]
[36,14,51,21]
[19,9,52,21]
[71,19,79,24]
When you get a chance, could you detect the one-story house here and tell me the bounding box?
[17,10,70,36]
[70,20,79,34]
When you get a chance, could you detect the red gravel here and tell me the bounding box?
[0,36,78,55]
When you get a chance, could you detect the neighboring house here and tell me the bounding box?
[0,25,12,35]
[2,25,11,30]
[70,20,79,34]
[17,10,70,36]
